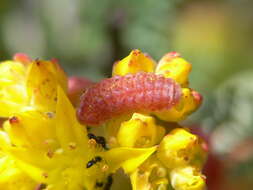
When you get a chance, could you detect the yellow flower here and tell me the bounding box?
[170,166,206,190]
[106,114,207,190]
[130,155,169,190]
[115,117,207,190]
[0,87,157,190]
[106,113,167,189]
[107,50,203,148]
[117,113,165,148]
[157,128,207,169]
[107,50,206,190]
[0,51,207,190]
[131,129,207,190]
[0,54,67,117]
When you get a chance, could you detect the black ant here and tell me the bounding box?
[87,133,108,149]
[104,175,113,190]
[95,181,104,188]
[35,183,47,190]
[86,156,102,168]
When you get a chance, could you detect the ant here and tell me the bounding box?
[87,133,108,149]
[86,156,102,168]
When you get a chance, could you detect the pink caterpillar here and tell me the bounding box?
[77,72,181,126]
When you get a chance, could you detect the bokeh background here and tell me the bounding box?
[1,0,253,189]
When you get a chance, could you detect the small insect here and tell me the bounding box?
[86,160,95,168]
[94,156,102,162]
[87,133,108,149]
[78,72,181,126]
[104,175,113,190]
[96,136,107,149]
[95,181,104,188]
[87,133,96,140]
[86,156,102,168]
[35,183,47,190]
[9,116,19,124]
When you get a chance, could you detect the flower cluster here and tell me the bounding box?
[96,50,207,190]
[0,50,207,190]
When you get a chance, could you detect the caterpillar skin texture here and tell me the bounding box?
[77,72,182,126]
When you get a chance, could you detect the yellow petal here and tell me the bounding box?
[26,60,67,112]
[0,57,67,117]
[15,159,45,183]
[0,101,25,118]
[0,61,26,86]
[104,146,157,173]
[0,61,28,117]
[0,156,37,190]
[105,114,132,148]
[155,52,192,87]
[4,111,58,149]
[0,132,46,183]
[3,119,31,147]
[43,59,67,92]
[112,49,156,76]
[7,147,55,170]
[56,86,88,149]
[0,130,11,148]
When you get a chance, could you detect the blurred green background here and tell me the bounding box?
[1,0,253,189]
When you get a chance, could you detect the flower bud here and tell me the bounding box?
[117,113,165,148]
[130,155,169,190]
[112,49,156,76]
[157,128,207,169]
[170,166,206,190]
[13,53,31,65]
[156,52,192,87]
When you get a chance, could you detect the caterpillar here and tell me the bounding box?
[77,72,181,126]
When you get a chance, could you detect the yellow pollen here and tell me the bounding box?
[68,142,77,149]
[46,150,54,158]
[101,164,109,172]
[42,173,48,178]
[88,139,97,148]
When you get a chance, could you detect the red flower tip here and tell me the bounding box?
[13,53,31,64]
